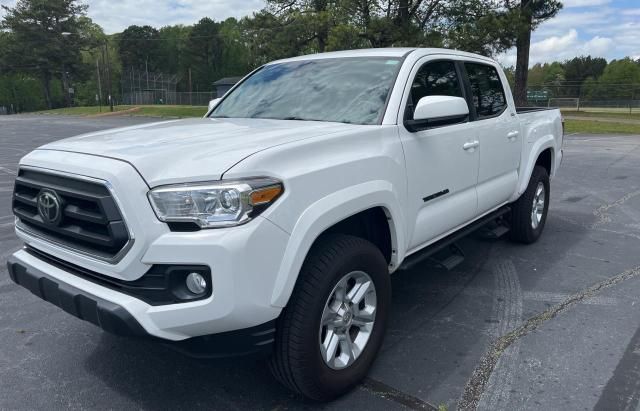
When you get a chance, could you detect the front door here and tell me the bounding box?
[398,58,479,251]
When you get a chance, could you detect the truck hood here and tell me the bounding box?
[39,117,361,186]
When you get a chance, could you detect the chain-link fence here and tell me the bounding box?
[529,81,640,112]
[117,68,217,106]
[547,98,640,113]
[576,99,640,112]
[120,91,215,106]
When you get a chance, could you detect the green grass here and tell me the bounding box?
[564,119,640,134]
[561,110,640,120]
[36,106,129,115]
[131,105,206,118]
[36,105,207,118]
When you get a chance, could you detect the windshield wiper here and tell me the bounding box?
[281,116,310,121]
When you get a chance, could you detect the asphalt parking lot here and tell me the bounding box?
[1,115,639,410]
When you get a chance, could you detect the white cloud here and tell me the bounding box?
[496,1,639,67]
[85,0,265,33]
[496,29,616,67]
[531,29,579,55]
[0,0,17,19]
[562,0,611,7]
[1,0,265,33]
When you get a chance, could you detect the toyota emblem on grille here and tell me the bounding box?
[37,189,62,225]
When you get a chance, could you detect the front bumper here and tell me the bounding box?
[14,151,291,342]
[7,253,277,358]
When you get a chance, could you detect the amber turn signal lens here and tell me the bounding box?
[250,185,282,205]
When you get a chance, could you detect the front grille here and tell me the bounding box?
[12,169,130,261]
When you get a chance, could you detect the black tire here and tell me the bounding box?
[509,165,550,244]
[269,234,391,401]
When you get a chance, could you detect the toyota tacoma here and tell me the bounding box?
[7,48,563,400]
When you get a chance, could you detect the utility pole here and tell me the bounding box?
[96,58,103,112]
[146,59,150,91]
[189,67,192,106]
[104,41,114,112]
[61,32,72,108]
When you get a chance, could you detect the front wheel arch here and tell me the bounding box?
[269,182,406,307]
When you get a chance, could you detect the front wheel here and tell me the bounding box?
[509,165,550,244]
[269,234,391,401]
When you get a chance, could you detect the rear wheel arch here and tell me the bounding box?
[536,147,554,177]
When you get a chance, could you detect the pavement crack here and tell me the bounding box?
[458,264,640,411]
[361,378,438,410]
[591,190,640,229]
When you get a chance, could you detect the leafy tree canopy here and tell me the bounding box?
[118,25,161,71]
[1,0,94,108]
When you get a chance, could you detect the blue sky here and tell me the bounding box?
[497,0,640,66]
[1,0,638,65]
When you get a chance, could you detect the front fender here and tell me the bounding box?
[268,180,406,307]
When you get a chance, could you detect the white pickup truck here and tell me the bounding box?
[8,48,562,400]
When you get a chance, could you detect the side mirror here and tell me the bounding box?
[208,98,221,111]
[407,95,469,132]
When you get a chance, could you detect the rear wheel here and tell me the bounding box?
[269,234,390,401]
[509,165,550,244]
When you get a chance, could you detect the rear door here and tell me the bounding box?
[463,62,521,214]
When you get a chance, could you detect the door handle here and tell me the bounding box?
[463,141,480,151]
[507,131,519,140]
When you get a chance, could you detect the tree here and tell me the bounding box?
[241,10,317,65]
[118,25,161,72]
[562,56,607,97]
[267,0,332,52]
[157,25,191,76]
[597,58,640,99]
[511,0,562,106]
[443,0,517,55]
[182,18,224,92]
[563,56,606,83]
[217,18,252,78]
[1,0,90,108]
[265,0,518,52]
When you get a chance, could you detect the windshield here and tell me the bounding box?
[210,57,401,125]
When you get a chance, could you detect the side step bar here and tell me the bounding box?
[399,206,511,271]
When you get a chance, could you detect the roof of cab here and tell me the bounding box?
[267,47,496,65]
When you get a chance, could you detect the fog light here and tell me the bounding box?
[185,272,207,295]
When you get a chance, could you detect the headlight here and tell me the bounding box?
[147,178,283,228]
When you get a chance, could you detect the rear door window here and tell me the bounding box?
[464,63,507,119]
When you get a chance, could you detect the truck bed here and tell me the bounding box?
[515,106,557,113]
